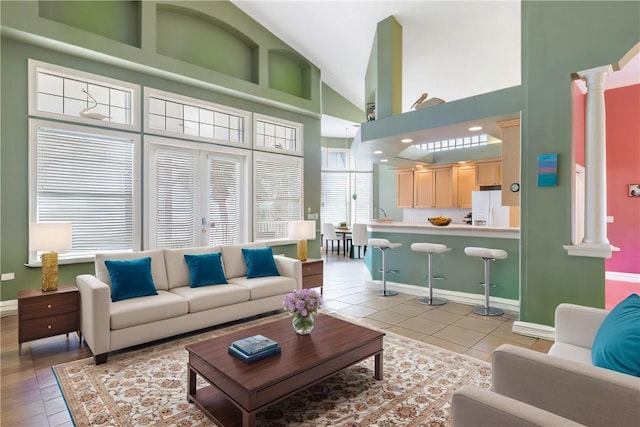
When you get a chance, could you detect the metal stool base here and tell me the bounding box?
[417,296,447,305]
[473,305,503,316]
[379,289,398,297]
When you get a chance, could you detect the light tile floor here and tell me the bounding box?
[320,251,552,361]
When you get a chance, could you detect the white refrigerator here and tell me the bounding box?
[472,190,510,227]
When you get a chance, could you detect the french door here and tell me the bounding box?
[146,140,249,248]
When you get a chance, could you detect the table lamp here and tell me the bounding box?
[288,220,316,262]
[30,222,72,291]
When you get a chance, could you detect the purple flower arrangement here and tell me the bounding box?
[283,288,322,317]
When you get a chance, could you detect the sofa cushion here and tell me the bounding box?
[170,284,250,313]
[591,293,640,377]
[105,257,159,302]
[548,342,593,365]
[241,247,280,279]
[110,290,188,330]
[220,242,265,279]
[96,249,169,291]
[228,275,297,300]
[164,246,222,289]
[184,252,228,287]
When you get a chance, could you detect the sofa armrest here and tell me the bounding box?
[452,385,584,427]
[76,274,111,357]
[554,303,609,349]
[274,256,302,290]
[492,344,640,427]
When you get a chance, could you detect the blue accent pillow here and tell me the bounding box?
[241,247,280,279]
[104,257,158,302]
[184,252,228,287]
[591,293,640,377]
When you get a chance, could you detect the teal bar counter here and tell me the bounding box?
[366,222,520,310]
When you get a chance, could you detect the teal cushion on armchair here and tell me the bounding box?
[591,293,640,377]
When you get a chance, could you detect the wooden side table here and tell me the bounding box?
[18,285,80,354]
[301,258,324,294]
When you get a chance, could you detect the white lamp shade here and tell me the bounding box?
[30,222,73,252]
[288,220,316,240]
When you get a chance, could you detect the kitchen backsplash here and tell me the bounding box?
[403,208,470,224]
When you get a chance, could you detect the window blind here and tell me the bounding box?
[153,147,197,248]
[208,154,242,246]
[254,153,303,240]
[353,172,372,224]
[321,172,349,226]
[35,125,135,258]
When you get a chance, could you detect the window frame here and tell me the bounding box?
[28,59,140,132]
[143,88,252,148]
[253,113,304,155]
[28,119,142,265]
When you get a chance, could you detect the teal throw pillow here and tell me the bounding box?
[591,293,640,377]
[241,247,280,279]
[184,252,228,287]
[105,257,158,302]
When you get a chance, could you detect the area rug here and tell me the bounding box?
[53,313,491,426]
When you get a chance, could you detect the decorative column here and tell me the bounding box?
[579,65,611,246]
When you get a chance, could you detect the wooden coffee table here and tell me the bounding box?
[185,313,385,427]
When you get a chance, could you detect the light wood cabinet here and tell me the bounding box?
[413,169,433,208]
[397,170,414,208]
[499,119,521,206]
[433,167,453,208]
[475,160,502,186]
[456,165,476,208]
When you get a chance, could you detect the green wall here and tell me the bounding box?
[0,1,322,301]
[519,0,639,325]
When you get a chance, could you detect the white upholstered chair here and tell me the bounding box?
[350,223,368,258]
[321,223,340,254]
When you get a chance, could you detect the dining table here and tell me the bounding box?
[334,227,352,257]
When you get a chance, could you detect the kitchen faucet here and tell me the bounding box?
[377,207,387,218]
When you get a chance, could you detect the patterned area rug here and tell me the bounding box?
[53,313,491,426]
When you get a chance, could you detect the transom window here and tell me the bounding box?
[254,114,302,154]
[145,89,250,146]
[29,60,138,130]
[413,133,489,152]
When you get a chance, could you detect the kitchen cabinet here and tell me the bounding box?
[397,170,414,208]
[456,165,476,208]
[475,159,502,186]
[413,168,433,208]
[433,167,453,208]
[499,119,521,206]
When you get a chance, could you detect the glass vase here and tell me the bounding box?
[292,312,315,335]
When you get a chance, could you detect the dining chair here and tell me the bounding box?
[321,223,341,254]
[350,223,368,258]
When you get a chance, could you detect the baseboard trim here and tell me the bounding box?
[606,271,640,283]
[512,321,555,340]
[365,279,520,314]
[0,299,18,317]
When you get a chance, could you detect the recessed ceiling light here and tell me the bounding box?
[468,126,483,131]
[401,138,413,143]
[373,150,383,154]
[380,159,388,163]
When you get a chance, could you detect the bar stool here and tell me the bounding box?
[411,243,451,305]
[464,246,508,316]
[368,238,402,297]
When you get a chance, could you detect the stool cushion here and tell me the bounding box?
[464,246,508,259]
[411,243,451,254]
[368,238,402,250]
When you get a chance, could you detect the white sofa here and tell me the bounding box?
[76,242,302,364]
[451,304,640,426]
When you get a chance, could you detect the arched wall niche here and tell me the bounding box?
[268,49,312,99]
[156,4,258,84]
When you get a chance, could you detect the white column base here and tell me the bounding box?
[564,242,620,258]
[512,321,555,340]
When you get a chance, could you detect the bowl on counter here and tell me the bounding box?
[428,217,452,226]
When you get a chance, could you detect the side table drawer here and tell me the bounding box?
[19,312,78,343]
[303,274,323,288]
[19,292,78,320]
[302,262,323,276]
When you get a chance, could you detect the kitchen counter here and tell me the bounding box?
[365,222,520,311]
[368,222,519,239]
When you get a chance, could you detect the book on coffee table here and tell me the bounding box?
[232,334,279,356]
[228,344,281,363]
